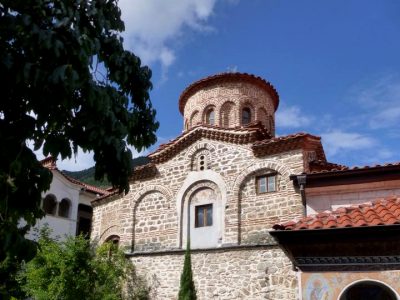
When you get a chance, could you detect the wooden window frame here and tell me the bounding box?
[195,204,213,228]
[256,173,277,194]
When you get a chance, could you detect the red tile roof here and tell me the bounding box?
[178,72,280,114]
[148,122,271,164]
[273,196,400,231]
[252,132,327,161]
[40,157,110,196]
[308,161,400,174]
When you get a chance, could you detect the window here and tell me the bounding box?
[42,194,57,215]
[198,155,206,171]
[206,109,215,125]
[192,149,210,171]
[105,235,120,257]
[195,204,213,227]
[242,107,251,125]
[58,198,71,218]
[256,174,277,193]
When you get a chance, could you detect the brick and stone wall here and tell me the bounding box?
[183,82,276,135]
[91,137,305,299]
[93,140,305,247]
[131,246,297,300]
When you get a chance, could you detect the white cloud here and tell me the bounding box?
[118,0,218,72]
[351,75,400,129]
[321,130,376,157]
[275,105,312,128]
[30,143,145,172]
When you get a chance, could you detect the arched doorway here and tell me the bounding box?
[339,280,397,300]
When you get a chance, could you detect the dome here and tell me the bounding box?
[179,72,279,136]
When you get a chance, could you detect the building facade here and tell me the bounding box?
[28,157,110,240]
[91,73,400,299]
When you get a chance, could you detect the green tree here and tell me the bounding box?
[20,227,150,300]
[0,0,158,296]
[178,241,196,300]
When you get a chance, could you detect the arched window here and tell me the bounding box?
[192,149,211,171]
[58,198,71,218]
[105,235,120,257]
[242,107,251,125]
[205,108,215,125]
[42,194,57,215]
[340,281,397,300]
[105,235,120,247]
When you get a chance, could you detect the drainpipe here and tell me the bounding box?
[296,174,307,216]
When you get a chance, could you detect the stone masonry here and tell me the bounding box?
[91,73,321,299]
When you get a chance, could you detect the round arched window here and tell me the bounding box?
[242,107,251,125]
[58,198,71,218]
[42,194,57,215]
[206,109,215,125]
[340,281,397,300]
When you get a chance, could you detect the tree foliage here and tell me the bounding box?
[178,241,196,300]
[20,227,150,300]
[0,0,158,295]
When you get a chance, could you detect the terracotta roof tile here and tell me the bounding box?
[252,132,327,161]
[273,196,400,231]
[148,123,271,164]
[40,157,110,196]
[308,161,400,175]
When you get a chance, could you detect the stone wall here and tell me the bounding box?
[92,139,305,250]
[92,138,305,298]
[131,246,298,300]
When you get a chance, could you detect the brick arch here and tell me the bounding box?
[190,110,199,128]
[256,107,268,128]
[175,171,227,248]
[132,185,174,251]
[184,142,217,172]
[239,101,255,125]
[99,225,121,243]
[226,160,293,244]
[219,101,236,128]
[202,104,216,125]
[232,160,292,196]
[179,180,222,248]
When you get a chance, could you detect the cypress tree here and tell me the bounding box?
[178,240,197,300]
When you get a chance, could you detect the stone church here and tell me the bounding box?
[91,73,400,299]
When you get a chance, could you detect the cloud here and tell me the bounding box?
[275,105,312,128]
[351,75,400,129]
[29,143,145,172]
[118,0,219,72]
[320,130,376,157]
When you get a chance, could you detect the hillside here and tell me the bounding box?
[63,156,150,188]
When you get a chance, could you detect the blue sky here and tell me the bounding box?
[57,0,400,170]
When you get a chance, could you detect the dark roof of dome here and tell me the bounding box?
[178,72,280,114]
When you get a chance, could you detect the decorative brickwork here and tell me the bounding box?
[181,75,277,135]
[91,73,314,299]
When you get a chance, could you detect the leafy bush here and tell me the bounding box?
[19,228,149,300]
